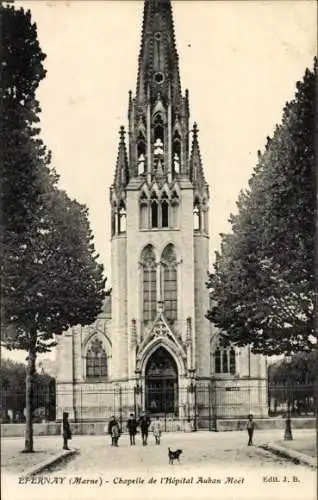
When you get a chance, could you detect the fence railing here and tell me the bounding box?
[1,382,315,427]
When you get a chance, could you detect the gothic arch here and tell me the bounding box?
[157,240,181,262]
[139,337,186,379]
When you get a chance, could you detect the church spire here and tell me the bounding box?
[136,0,182,104]
[189,123,206,186]
[113,126,129,189]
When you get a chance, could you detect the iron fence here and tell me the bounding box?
[1,382,315,428]
[0,385,56,423]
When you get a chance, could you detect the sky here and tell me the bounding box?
[4,0,317,364]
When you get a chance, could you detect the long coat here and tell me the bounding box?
[127,418,138,435]
[62,421,72,439]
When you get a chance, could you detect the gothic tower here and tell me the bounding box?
[56,0,268,424]
[110,0,210,407]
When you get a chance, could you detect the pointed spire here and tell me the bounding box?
[189,122,206,185]
[136,0,181,103]
[113,126,129,189]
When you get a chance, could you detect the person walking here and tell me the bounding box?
[108,415,121,447]
[62,412,72,450]
[150,416,163,445]
[138,412,151,446]
[127,413,138,446]
[247,414,255,446]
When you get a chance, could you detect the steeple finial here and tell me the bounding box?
[189,122,206,185]
[113,126,129,189]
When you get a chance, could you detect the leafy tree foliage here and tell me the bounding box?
[0,359,56,423]
[1,5,106,450]
[207,59,316,355]
[268,352,318,385]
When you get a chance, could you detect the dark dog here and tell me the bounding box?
[168,447,183,464]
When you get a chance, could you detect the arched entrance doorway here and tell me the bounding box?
[145,347,178,416]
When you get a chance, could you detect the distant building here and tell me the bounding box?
[56,0,267,425]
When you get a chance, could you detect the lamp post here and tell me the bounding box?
[114,384,123,432]
[284,354,293,441]
[187,368,197,431]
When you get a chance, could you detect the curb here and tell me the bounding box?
[24,448,79,477]
[259,442,317,468]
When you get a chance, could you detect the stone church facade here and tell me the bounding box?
[56,0,267,425]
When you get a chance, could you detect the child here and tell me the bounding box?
[247,414,255,446]
[150,416,163,445]
[108,415,121,447]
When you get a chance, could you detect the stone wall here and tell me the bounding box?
[1,418,315,437]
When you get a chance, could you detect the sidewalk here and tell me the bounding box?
[259,431,317,468]
[1,436,77,475]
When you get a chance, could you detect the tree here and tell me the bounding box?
[0,359,56,422]
[207,59,316,355]
[1,5,106,451]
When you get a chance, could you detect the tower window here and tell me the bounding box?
[140,192,148,229]
[154,72,164,84]
[137,132,146,175]
[141,245,157,324]
[193,204,200,231]
[161,199,169,228]
[151,195,158,228]
[161,244,177,323]
[171,191,179,228]
[172,133,181,175]
[111,203,116,236]
[86,338,108,379]
[118,201,126,233]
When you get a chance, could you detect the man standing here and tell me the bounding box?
[247,414,255,446]
[127,413,138,446]
[138,412,151,446]
[62,412,72,450]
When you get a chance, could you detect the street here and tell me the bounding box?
[1,430,316,500]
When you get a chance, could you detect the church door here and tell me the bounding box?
[145,347,178,416]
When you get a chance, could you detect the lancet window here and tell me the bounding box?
[118,201,126,233]
[139,191,148,229]
[161,244,177,323]
[139,189,179,230]
[137,132,146,175]
[161,192,169,228]
[141,245,157,324]
[214,346,236,375]
[86,338,108,379]
[151,193,159,228]
[193,198,201,231]
[172,132,181,175]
